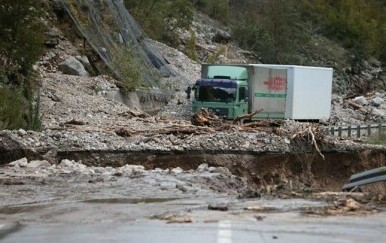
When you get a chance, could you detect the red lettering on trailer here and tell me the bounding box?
[263,76,287,91]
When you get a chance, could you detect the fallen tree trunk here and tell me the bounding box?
[233,109,264,124]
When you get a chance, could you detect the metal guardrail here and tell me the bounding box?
[342,166,386,191]
[325,123,386,138]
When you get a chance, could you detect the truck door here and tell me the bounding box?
[251,67,287,119]
[236,86,248,116]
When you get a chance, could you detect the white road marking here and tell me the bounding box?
[217,220,232,243]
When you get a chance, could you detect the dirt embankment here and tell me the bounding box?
[54,148,386,191]
[2,136,384,192]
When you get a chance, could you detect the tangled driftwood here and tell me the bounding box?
[114,107,327,160]
[118,108,150,118]
[190,108,327,159]
[191,108,224,127]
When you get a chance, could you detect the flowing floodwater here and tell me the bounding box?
[1,150,386,242]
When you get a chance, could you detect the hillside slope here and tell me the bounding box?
[39,1,386,126]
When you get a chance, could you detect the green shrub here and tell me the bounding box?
[206,45,226,63]
[0,87,26,130]
[111,46,145,93]
[366,132,386,145]
[186,32,199,62]
[26,88,42,131]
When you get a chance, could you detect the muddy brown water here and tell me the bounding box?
[53,148,386,191]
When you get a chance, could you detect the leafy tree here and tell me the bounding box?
[0,0,46,85]
[0,0,46,130]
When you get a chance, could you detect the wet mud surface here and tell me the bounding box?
[1,149,386,242]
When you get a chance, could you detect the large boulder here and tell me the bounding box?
[212,30,232,44]
[59,56,89,76]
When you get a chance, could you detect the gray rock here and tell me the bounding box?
[379,104,386,110]
[331,94,343,105]
[59,57,89,76]
[371,108,386,117]
[197,163,209,172]
[94,167,105,174]
[208,167,216,173]
[60,159,76,168]
[171,167,184,174]
[118,33,124,45]
[176,183,188,192]
[76,55,90,66]
[371,97,384,106]
[209,166,232,176]
[120,164,145,174]
[43,52,56,62]
[18,129,27,136]
[154,168,166,173]
[352,96,368,106]
[212,30,232,44]
[9,158,28,167]
[26,160,51,169]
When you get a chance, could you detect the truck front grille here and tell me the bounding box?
[208,107,229,117]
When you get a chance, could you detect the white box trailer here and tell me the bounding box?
[249,64,333,120]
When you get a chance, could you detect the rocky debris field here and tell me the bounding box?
[331,91,386,125]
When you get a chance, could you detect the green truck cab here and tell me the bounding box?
[192,65,249,118]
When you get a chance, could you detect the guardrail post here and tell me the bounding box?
[330,127,334,136]
[368,124,371,136]
[379,123,382,135]
[348,125,352,137]
[338,126,342,137]
[357,125,361,138]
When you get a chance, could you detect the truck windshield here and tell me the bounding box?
[196,85,236,102]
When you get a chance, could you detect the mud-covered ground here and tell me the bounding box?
[0,159,383,224]
[1,160,386,242]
